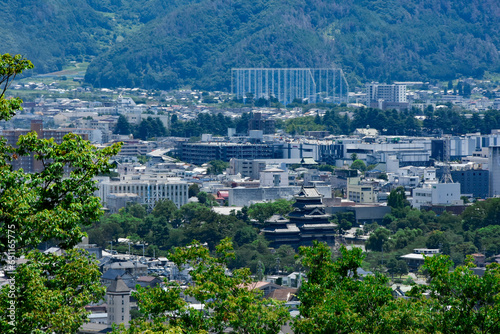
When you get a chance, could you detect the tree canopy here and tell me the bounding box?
[0,54,121,333]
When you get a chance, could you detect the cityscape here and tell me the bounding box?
[1,0,500,333]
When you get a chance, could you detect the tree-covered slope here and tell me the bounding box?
[1,0,498,89]
[0,0,190,74]
[85,0,500,90]
[0,0,112,73]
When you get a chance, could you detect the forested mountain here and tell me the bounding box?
[2,0,499,90]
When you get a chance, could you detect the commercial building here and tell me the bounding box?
[411,182,462,209]
[489,146,500,197]
[347,177,376,203]
[96,175,189,211]
[178,142,283,165]
[365,82,408,110]
[0,119,88,173]
[451,169,489,199]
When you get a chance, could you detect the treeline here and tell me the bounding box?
[169,112,252,137]
[114,115,167,140]
[114,112,253,140]
[118,106,500,140]
[85,197,300,274]
[84,0,500,90]
[362,189,500,271]
[116,238,500,334]
[287,107,500,136]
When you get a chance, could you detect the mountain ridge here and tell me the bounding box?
[1,0,498,90]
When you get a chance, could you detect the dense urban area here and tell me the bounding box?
[0,56,500,333]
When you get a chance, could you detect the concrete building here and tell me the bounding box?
[229,158,267,179]
[365,82,408,110]
[260,168,289,187]
[248,113,275,134]
[96,175,189,211]
[411,182,462,209]
[178,142,283,165]
[228,185,332,207]
[107,277,130,327]
[0,120,88,173]
[489,146,500,197]
[347,177,376,203]
[451,169,489,199]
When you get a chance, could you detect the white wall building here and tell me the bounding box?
[412,182,461,209]
[489,146,500,197]
[260,168,289,187]
[365,83,407,103]
[96,175,189,211]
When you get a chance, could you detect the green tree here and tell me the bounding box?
[0,54,121,333]
[408,255,500,333]
[350,159,366,172]
[119,238,290,333]
[114,114,132,135]
[366,227,392,252]
[188,183,200,198]
[387,186,410,210]
[207,159,229,175]
[247,199,293,225]
[295,241,421,333]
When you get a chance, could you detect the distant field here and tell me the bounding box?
[37,62,89,78]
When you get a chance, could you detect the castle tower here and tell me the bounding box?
[107,276,131,327]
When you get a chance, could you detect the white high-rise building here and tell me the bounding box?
[366,83,407,103]
[489,146,500,197]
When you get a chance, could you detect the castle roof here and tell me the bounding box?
[107,276,130,293]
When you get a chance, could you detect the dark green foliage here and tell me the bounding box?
[114,115,133,135]
[134,116,167,140]
[207,159,229,175]
[247,199,294,225]
[170,112,235,137]
[366,227,391,252]
[462,198,500,231]
[188,183,200,198]
[84,0,500,90]
[350,159,367,172]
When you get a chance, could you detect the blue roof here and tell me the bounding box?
[102,269,126,280]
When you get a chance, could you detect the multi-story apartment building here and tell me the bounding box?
[0,120,88,173]
[96,174,189,211]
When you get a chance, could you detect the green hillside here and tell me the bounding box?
[2,0,499,89]
[85,0,500,90]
